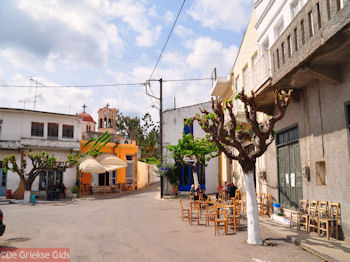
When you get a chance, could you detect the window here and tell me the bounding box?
[281,43,286,64]
[274,19,284,41]
[242,65,249,89]
[0,161,7,188]
[62,125,74,138]
[48,123,59,138]
[277,126,299,145]
[251,53,258,69]
[184,119,193,135]
[291,0,301,18]
[0,120,2,137]
[235,75,241,92]
[316,161,326,185]
[31,122,44,137]
[39,170,63,190]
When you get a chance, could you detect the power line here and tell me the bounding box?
[0,77,212,89]
[148,0,186,81]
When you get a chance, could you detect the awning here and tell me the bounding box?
[79,156,106,173]
[95,154,127,168]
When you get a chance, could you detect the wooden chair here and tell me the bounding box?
[214,204,228,235]
[235,189,240,200]
[307,200,319,234]
[179,200,189,222]
[205,201,217,226]
[226,204,236,232]
[189,193,194,201]
[189,201,201,225]
[319,202,340,240]
[297,199,309,231]
[227,201,241,232]
[259,193,267,216]
[266,194,273,217]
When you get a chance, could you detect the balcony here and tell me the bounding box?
[211,76,232,99]
[0,138,80,151]
[270,0,350,89]
[243,55,270,93]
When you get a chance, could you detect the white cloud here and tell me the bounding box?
[164,11,174,25]
[175,25,193,39]
[186,37,238,76]
[0,74,94,115]
[104,0,162,47]
[187,0,252,32]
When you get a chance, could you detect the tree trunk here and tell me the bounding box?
[24,190,31,203]
[192,170,199,189]
[244,171,262,245]
[12,179,25,199]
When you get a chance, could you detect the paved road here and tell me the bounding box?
[0,184,320,262]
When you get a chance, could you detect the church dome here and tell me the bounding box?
[78,112,96,124]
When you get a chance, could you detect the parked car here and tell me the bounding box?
[0,209,5,236]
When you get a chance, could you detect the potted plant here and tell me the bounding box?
[71,186,78,198]
[157,161,179,195]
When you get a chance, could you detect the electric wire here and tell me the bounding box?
[0,77,212,89]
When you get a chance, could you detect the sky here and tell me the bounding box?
[0,0,253,122]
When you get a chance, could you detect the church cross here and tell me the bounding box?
[82,104,87,112]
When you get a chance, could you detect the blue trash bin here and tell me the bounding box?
[30,194,36,204]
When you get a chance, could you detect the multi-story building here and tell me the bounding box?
[0,107,82,198]
[253,0,350,238]
[211,8,269,194]
[162,102,219,194]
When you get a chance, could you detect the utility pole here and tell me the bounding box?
[144,78,164,198]
[159,78,163,198]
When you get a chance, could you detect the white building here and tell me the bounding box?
[162,102,219,194]
[0,108,82,198]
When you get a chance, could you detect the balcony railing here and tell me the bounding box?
[270,0,350,86]
[243,55,270,93]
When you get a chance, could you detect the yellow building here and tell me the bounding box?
[78,105,138,194]
[211,8,269,195]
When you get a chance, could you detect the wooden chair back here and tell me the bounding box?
[318,201,328,218]
[330,202,340,220]
[308,200,318,216]
[299,199,308,214]
[235,189,240,200]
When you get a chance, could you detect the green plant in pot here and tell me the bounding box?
[157,161,179,195]
[71,186,78,198]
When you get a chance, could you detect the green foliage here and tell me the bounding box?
[71,186,78,194]
[234,93,241,100]
[3,132,112,191]
[139,157,160,166]
[116,111,159,159]
[167,133,218,166]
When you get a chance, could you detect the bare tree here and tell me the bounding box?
[196,89,292,245]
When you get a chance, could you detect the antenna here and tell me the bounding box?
[29,77,46,110]
[18,94,41,109]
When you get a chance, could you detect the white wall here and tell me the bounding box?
[0,108,82,197]
[255,0,307,61]
[0,108,82,141]
[162,102,219,194]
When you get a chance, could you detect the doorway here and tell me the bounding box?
[277,126,303,210]
[177,162,206,191]
[0,161,7,196]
